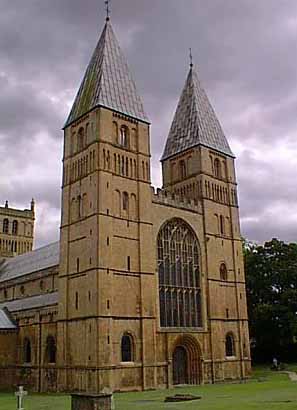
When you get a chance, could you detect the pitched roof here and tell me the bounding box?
[0,241,59,283]
[65,19,149,127]
[0,292,58,313]
[0,308,17,330]
[162,66,234,161]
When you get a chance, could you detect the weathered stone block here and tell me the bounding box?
[71,393,112,410]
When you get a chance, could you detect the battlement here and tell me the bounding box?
[151,187,201,213]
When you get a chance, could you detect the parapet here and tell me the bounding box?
[151,187,201,213]
[0,200,35,219]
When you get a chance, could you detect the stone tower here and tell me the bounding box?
[161,65,250,381]
[0,200,35,258]
[58,17,157,392]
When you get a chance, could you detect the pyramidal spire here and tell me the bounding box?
[162,65,233,160]
[64,19,149,128]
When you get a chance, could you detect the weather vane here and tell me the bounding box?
[189,48,193,68]
[105,0,111,21]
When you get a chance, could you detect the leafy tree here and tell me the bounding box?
[244,238,297,363]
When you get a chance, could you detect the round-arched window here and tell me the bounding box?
[23,338,32,363]
[157,218,202,328]
[45,335,56,364]
[121,333,133,362]
[220,263,228,281]
[225,333,235,357]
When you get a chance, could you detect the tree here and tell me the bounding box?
[244,238,297,363]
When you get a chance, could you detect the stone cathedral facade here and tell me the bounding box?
[0,17,251,393]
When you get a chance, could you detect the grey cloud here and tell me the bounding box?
[1,0,297,246]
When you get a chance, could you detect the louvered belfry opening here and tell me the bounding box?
[158,218,202,328]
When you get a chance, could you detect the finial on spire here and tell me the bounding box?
[189,48,193,69]
[105,0,111,21]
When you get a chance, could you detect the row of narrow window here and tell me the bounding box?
[64,150,96,185]
[112,153,149,181]
[173,182,201,202]
[23,336,56,364]
[71,123,93,155]
[0,239,32,254]
[205,181,234,205]
[113,121,137,151]
[170,157,192,182]
[70,194,88,223]
[2,219,18,234]
[23,334,134,364]
[23,332,236,364]
[230,188,238,206]
[1,279,48,301]
[2,220,33,236]
[114,191,137,220]
[215,214,231,237]
[211,157,227,180]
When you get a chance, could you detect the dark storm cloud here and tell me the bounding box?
[1,0,297,246]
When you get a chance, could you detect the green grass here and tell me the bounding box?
[1,367,297,410]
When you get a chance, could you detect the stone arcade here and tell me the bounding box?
[0,15,251,392]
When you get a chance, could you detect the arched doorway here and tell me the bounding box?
[172,335,202,385]
[173,346,188,385]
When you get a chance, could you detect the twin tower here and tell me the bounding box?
[57,17,250,391]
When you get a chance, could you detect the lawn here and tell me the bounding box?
[1,367,297,410]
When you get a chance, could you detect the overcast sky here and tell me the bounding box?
[1,0,297,247]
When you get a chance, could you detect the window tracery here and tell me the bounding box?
[158,219,202,328]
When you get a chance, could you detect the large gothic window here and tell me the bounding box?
[158,219,202,328]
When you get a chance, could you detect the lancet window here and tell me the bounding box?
[158,218,202,328]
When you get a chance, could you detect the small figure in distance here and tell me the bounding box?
[272,357,278,371]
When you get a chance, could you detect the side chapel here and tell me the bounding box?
[0,15,251,392]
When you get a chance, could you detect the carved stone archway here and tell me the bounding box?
[172,334,202,385]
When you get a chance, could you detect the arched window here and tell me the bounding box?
[179,160,187,179]
[45,335,56,364]
[12,220,18,235]
[220,263,228,281]
[113,122,118,143]
[214,158,222,178]
[219,215,225,235]
[123,192,129,211]
[77,127,85,151]
[23,338,32,363]
[157,218,202,328]
[3,219,9,234]
[225,333,235,357]
[121,334,133,362]
[120,126,129,148]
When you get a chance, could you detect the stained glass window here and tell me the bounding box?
[158,219,202,328]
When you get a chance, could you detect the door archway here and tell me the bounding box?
[172,335,202,385]
[173,346,188,385]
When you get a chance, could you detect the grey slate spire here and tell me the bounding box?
[162,66,234,160]
[64,19,149,128]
